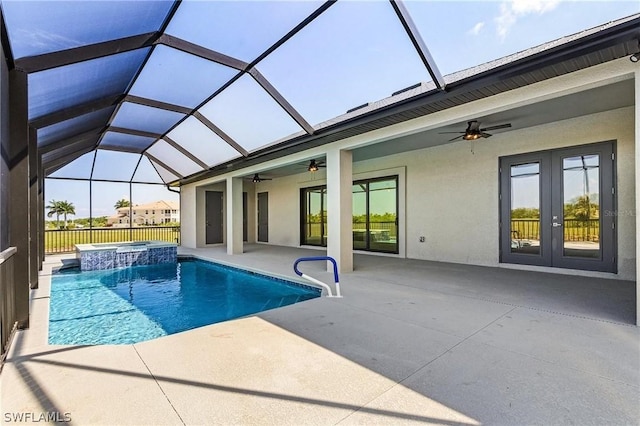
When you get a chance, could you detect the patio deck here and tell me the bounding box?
[1,244,638,425]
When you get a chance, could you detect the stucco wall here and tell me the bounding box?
[399,106,634,279]
[186,106,634,279]
[181,184,196,248]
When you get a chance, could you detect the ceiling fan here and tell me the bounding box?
[250,173,272,183]
[440,120,512,142]
[307,159,326,172]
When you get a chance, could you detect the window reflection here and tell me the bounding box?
[301,176,398,254]
[510,163,540,255]
[562,155,600,259]
[300,186,327,246]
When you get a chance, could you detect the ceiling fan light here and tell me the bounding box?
[308,160,319,172]
[463,133,480,140]
[252,174,261,182]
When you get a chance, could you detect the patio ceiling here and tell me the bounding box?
[1,1,638,186]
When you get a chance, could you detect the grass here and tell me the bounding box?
[45,226,180,254]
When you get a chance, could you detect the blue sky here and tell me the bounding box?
[43,0,639,220]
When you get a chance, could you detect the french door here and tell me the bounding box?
[499,142,616,272]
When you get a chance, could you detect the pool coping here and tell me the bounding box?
[178,254,323,294]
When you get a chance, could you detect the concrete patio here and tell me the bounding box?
[1,245,638,425]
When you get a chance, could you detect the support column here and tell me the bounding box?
[226,177,243,255]
[635,69,640,326]
[38,154,44,269]
[28,127,38,288]
[8,69,30,329]
[326,149,353,273]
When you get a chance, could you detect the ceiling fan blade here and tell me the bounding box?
[439,131,465,134]
[480,123,511,131]
[481,132,492,138]
[448,135,464,142]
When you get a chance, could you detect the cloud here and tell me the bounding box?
[468,22,485,35]
[496,0,561,39]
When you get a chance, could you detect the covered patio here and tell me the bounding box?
[0,2,639,424]
[2,245,637,424]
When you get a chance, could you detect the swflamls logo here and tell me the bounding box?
[3,411,71,423]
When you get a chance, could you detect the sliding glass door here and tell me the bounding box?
[353,177,398,253]
[300,186,327,246]
[301,176,398,254]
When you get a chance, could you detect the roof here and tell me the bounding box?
[1,2,638,186]
[118,200,179,212]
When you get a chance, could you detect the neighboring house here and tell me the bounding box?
[107,201,179,227]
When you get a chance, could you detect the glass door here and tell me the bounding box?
[500,142,615,272]
[300,186,327,246]
[352,177,398,254]
[500,153,551,267]
[551,145,615,271]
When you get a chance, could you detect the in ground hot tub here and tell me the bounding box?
[75,241,177,271]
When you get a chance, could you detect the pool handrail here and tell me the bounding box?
[293,256,341,298]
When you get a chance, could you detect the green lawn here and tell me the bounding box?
[45,226,180,254]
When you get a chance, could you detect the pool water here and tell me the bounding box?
[49,259,320,345]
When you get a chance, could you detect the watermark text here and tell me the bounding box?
[3,412,71,423]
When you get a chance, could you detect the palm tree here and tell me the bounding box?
[58,201,75,229]
[46,200,64,229]
[114,199,131,210]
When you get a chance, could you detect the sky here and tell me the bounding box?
[45,179,179,219]
[39,0,639,220]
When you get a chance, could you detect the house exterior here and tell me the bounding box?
[1,2,639,359]
[107,201,179,227]
[173,17,640,325]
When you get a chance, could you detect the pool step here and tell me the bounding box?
[59,258,80,271]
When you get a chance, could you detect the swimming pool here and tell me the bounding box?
[49,258,320,345]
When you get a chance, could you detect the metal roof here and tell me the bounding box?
[1,1,638,186]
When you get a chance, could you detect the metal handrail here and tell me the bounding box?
[0,247,17,265]
[293,256,341,298]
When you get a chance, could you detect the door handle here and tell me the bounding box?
[552,222,562,227]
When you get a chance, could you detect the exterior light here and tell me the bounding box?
[631,53,640,63]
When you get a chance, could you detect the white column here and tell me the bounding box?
[326,149,353,273]
[226,177,243,255]
[635,69,640,326]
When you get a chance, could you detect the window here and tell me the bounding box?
[300,186,327,246]
[353,177,398,253]
[300,175,399,253]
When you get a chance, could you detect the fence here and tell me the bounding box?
[510,219,599,242]
[1,247,17,365]
[45,226,181,254]
[304,221,397,237]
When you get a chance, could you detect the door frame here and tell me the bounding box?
[499,141,616,273]
[205,190,224,245]
[257,192,268,243]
